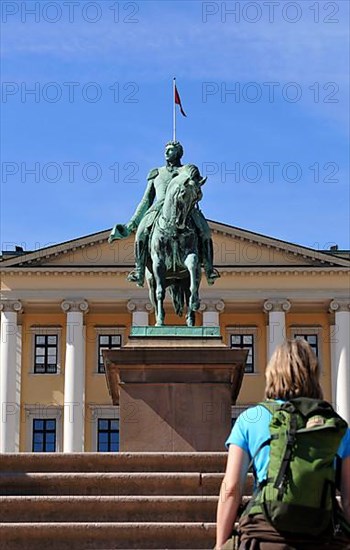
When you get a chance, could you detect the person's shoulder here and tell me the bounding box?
[338,428,350,459]
[147,167,159,180]
[237,402,272,427]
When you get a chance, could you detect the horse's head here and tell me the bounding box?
[163,172,203,229]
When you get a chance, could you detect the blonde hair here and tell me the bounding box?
[264,339,323,400]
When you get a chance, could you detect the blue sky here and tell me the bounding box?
[1,0,349,253]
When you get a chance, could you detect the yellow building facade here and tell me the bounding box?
[1,221,349,453]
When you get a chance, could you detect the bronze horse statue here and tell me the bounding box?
[108,141,220,326]
[146,172,205,326]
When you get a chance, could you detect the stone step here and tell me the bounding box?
[0,453,227,473]
[0,471,254,497]
[0,472,216,496]
[0,453,255,549]
[0,494,251,523]
[0,495,227,522]
[0,522,216,550]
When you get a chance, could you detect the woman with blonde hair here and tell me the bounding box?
[216,339,350,550]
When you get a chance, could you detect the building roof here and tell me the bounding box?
[0,220,349,269]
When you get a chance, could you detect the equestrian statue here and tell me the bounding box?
[108,141,220,326]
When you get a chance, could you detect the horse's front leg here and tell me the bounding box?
[184,253,201,325]
[152,257,166,326]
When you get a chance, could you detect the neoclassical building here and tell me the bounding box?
[1,221,349,453]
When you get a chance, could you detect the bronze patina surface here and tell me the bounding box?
[109,141,220,326]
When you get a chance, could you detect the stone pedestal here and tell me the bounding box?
[103,327,247,451]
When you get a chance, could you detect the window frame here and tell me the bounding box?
[25,404,62,452]
[34,334,58,374]
[94,327,125,374]
[97,418,120,452]
[30,327,62,375]
[32,418,57,452]
[88,404,120,452]
[289,326,322,361]
[226,326,259,375]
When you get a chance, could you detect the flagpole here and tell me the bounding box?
[173,77,176,142]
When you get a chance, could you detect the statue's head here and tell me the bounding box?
[165,141,184,163]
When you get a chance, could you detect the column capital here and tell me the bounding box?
[329,299,350,313]
[61,299,89,313]
[199,299,225,313]
[264,299,291,313]
[127,299,153,313]
[0,300,23,313]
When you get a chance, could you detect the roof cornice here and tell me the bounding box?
[1,222,349,268]
[1,266,349,276]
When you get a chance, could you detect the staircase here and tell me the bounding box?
[0,453,253,550]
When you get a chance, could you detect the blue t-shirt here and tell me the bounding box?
[226,401,350,484]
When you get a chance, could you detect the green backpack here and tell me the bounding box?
[244,397,348,536]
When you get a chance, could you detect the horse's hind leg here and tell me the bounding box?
[152,258,166,326]
[146,271,156,312]
[182,284,195,327]
[184,253,201,326]
[186,309,195,327]
[184,253,200,310]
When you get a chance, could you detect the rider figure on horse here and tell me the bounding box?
[119,141,220,287]
[109,141,220,286]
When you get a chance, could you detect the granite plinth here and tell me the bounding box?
[103,329,247,452]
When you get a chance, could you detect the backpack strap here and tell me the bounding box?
[273,406,298,496]
[259,400,280,415]
[241,401,281,519]
[246,402,280,476]
[248,438,271,474]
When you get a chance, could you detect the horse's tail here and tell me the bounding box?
[168,283,184,317]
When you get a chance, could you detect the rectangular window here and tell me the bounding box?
[98,334,121,373]
[34,334,58,373]
[32,418,56,452]
[295,334,319,357]
[97,418,119,452]
[230,334,254,373]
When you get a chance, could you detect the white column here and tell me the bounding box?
[264,299,291,360]
[329,299,350,423]
[330,324,337,408]
[61,299,88,452]
[200,299,225,327]
[0,300,22,453]
[127,300,153,326]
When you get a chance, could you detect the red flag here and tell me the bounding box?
[174,84,187,117]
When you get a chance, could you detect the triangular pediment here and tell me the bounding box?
[1,222,348,269]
